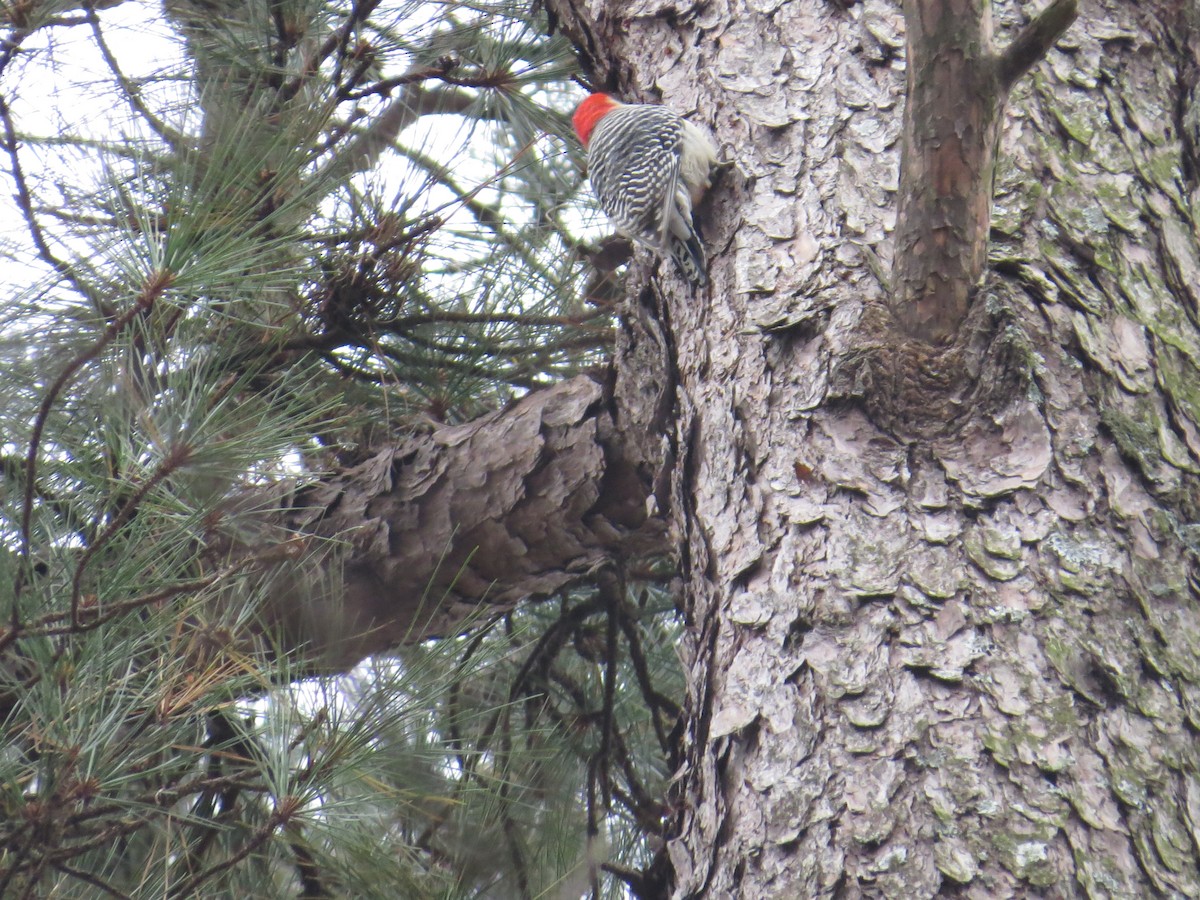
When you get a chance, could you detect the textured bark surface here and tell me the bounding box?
[891,0,1004,342]
[549,0,1200,896]
[892,0,1076,343]
[222,376,660,670]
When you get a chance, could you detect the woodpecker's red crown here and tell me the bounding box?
[572,93,621,147]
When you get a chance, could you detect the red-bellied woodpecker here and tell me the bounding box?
[573,93,718,286]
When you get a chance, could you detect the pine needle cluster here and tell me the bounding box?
[0,1,676,896]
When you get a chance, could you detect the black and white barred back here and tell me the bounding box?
[586,105,708,286]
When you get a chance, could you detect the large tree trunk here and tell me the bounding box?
[547,0,1200,895]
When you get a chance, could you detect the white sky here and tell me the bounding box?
[2,1,596,316]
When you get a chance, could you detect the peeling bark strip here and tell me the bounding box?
[892,0,1076,343]
[254,376,660,670]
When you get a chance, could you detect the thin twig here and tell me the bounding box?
[51,863,131,900]
[168,803,292,899]
[69,443,190,626]
[34,562,246,638]
[337,59,458,102]
[84,4,186,149]
[0,94,81,289]
[0,94,111,316]
[13,271,172,622]
[0,27,31,78]
[617,609,678,753]
[596,567,622,809]
[296,0,383,102]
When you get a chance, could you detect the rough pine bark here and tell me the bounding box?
[223,375,661,669]
[546,0,1200,896]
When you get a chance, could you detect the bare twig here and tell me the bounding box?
[337,59,459,102]
[0,95,87,293]
[33,563,249,638]
[617,606,679,753]
[69,443,190,626]
[84,4,186,148]
[0,27,31,79]
[312,0,384,101]
[596,566,622,808]
[50,863,130,900]
[13,270,173,622]
[167,801,293,899]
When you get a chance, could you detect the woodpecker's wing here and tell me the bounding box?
[586,105,684,252]
[655,166,684,252]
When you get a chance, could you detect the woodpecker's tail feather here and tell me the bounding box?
[669,232,708,287]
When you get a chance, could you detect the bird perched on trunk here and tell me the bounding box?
[572,93,718,286]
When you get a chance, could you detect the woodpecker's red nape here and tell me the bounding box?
[572,93,620,147]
